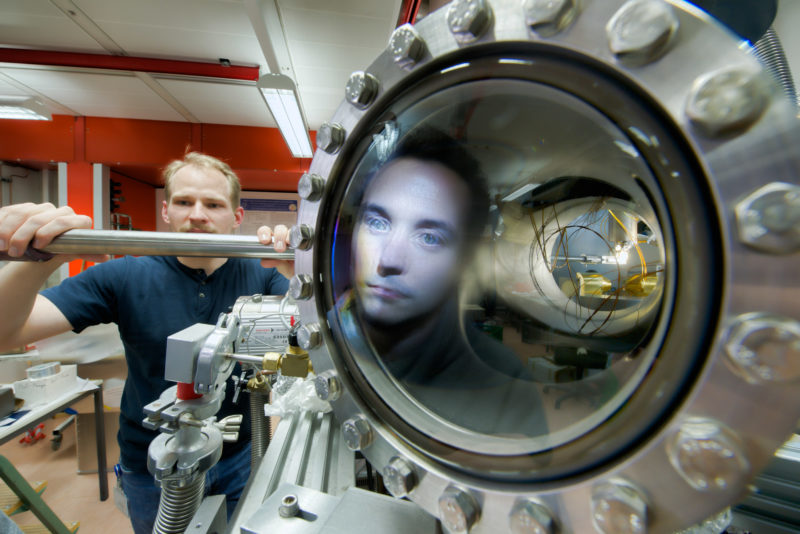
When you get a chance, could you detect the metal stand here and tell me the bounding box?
[0,455,74,534]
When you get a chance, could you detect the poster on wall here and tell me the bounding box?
[155,189,299,234]
[238,196,298,235]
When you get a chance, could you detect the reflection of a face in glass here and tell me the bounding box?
[353,158,469,326]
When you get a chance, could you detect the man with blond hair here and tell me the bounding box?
[0,152,291,533]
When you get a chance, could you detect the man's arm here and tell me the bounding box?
[0,203,105,352]
[0,265,73,350]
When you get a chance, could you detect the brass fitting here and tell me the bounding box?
[247,372,271,393]
[259,347,311,378]
[281,345,311,378]
[263,352,282,372]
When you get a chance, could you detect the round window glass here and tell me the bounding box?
[327,71,673,454]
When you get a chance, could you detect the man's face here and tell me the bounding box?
[161,165,243,234]
[353,158,469,325]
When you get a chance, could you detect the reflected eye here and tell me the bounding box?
[364,214,390,233]
[414,231,447,248]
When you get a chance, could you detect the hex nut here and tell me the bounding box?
[314,369,342,402]
[524,0,578,37]
[724,312,800,384]
[666,417,749,492]
[345,71,380,109]
[296,322,321,350]
[591,479,648,534]
[288,224,314,251]
[262,352,281,372]
[389,23,426,68]
[509,499,555,534]
[341,415,373,451]
[316,122,345,154]
[438,486,480,533]
[289,274,313,301]
[382,456,417,499]
[606,0,679,66]
[447,0,493,44]
[297,173,325,201]
[735,182,800,254]
[686,66,768,137]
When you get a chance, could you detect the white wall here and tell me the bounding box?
[0,164,47,207]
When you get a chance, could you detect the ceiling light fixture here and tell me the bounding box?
[257,74,313,158]
[0,96,51,120]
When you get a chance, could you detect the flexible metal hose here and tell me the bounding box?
[754,26,799,108]
[152,474,206,534]
[250,390,271,467]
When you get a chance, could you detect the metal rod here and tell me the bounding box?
[226,353,266,366]
[22,229,294,260]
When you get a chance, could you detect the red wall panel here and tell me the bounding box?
[111,171,158,232]
[0,115,74,162]
[85,117,195,166]
[66,160,93,276]
[202,123,310,171]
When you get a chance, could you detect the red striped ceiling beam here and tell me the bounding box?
[0,48,259,81]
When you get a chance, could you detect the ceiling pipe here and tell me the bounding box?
[0,48,260,82]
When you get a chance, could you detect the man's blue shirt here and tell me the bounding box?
[41,255,289,472]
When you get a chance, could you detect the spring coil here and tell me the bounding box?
[152,474,206,534]
[250,390,271,467]
[754,27,799,108]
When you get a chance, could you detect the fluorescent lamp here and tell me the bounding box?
[257,74,313,158]
[0,96,51,120]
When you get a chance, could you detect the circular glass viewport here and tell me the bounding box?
[323,52,720,472]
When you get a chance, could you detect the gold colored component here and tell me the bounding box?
[624,272,658,297]
[577,272,612,296]
[258,347,311,378]
[263,352,282,372]
[247,372,271,393]
[281,344,311,378]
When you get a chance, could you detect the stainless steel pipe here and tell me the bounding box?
[0,229,295,261]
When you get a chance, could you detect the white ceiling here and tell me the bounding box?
[0,0,404,130]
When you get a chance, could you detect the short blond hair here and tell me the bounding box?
[163,152,241,209]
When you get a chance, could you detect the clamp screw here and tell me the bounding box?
[686,66,768,137]
[315,369,342,402]
[591,479,648,534]
[509,499,555,534]
[288,224,314,251]
[296,322,321,350]
[735,182,800,254]
[447,0,493,44]
[289,274,314,301]
[389,23,426,68]
[724,312,800,384]
[346,71,380,109]
[382,456,417,498]
[438,486,480,533]
[297,173,325,201]
[606,0,679,66]
[341,415,373,451]
[666,417,749,492]
[523,0,578,37]
[316,122,345,154]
